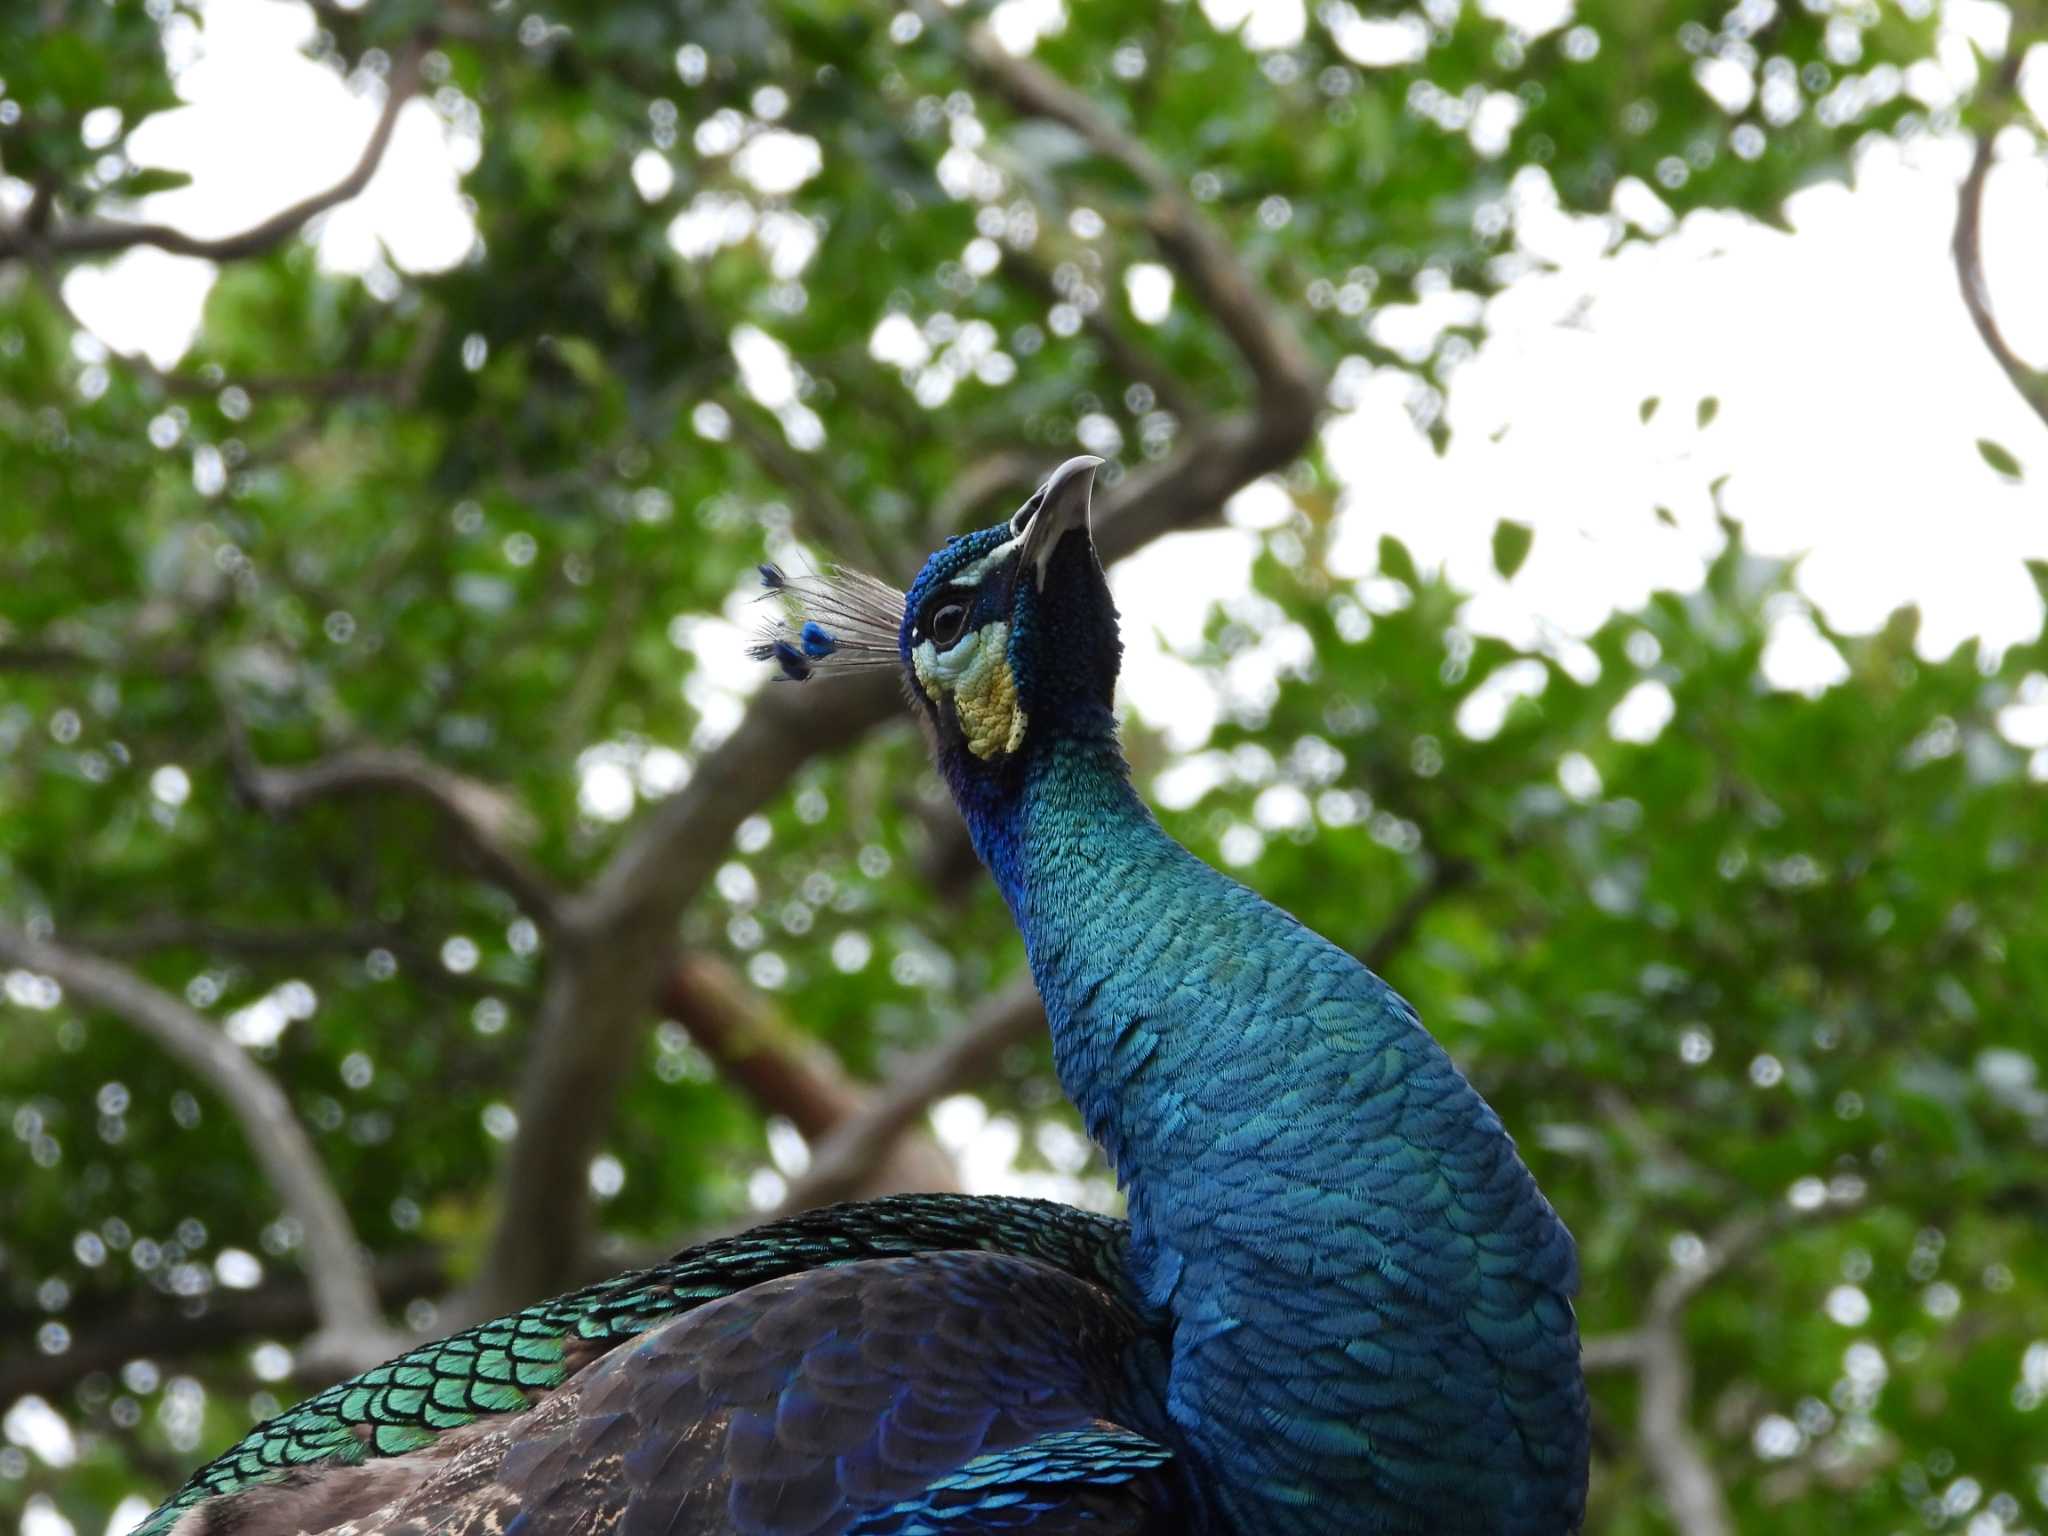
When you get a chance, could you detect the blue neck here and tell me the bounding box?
[954,731,1584,1535]
[956,733,1363,1272]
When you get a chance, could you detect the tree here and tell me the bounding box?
[2,3,2044,1534]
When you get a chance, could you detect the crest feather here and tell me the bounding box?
[748,563,907,682]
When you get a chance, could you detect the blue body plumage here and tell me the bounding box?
[141,457,1585,1536]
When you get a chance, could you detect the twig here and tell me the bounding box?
[1952,46,2048,433]
[0,36,433,265]
[661,951,957,1190]
[0,639,196,675]
[1609,1203,1854,1536]
[76,917,410,958]
[721,394,889,573]
[222,713,564,934]
[464,38,1327,1313]
[1362,856,1475,973]
[1002,245,1201,424]
[769,975,1045,1216]
[960,24,1321,424]
[0,1249,448,1404]
[0,924,402,1371]
[154,309,445,406]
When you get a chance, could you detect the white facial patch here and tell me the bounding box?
[952,534,1023,587]
[912,620,1027,760]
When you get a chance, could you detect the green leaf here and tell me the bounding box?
[1377,534,1419,587]
[121,167,196,197]
[1976,438,2023,481]
[1492,519,1533,580]
[1696,396,1720,429]
[5,9,2039,1533]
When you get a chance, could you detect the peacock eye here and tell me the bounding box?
[927,600,969,648]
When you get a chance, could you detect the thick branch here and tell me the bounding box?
[457,678,902,1321]
[662,951,863,1136]
[0,38,431,266]
[1362,856,1475,973]
[0,1250,446,1404]
[469,40,1326,1311]
[661,951,957,1195]
[1952,47,2048,433]
[0,924,400,1369]
[962,25,1322,427]
[226,724,563,933]
[769,975,1046,1218]
[722,396,889,574]
[1635,1319,1731,1536]
[1616,1205,1842,1536]
[1002,247,1201,424]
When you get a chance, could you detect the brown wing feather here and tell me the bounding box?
[268,1252,1170,1536]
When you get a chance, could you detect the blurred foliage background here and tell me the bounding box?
[3,1,2047,1534]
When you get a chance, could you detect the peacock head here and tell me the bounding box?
[750,455,1121,775]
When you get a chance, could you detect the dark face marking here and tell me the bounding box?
[919,593,971,650]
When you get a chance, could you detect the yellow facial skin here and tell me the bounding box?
[912,621,1028,760]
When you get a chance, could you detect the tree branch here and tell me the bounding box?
[1605,1202,1853,1536]
[721,394,889,574]
[154,308,445,407]
[0,640,191,674]
[0,37,433,266]
[660,950,957,1196]
[661,951,862,1138]
[924,448,1045,542]
[1952,46,2048,433]
[0,1250,447,1405]
[1001,246,1201,425]
[76,917,413,959]
[464,39,1326,1313]
[960,24,1322,428]
[1362,855,1475,973]
[71,917,508,1002]
[223,717,564,934]
[456,676,903,1322]
[1578,1331,1646,1373]
[769,974,1046,1218]
[1634,1317,1730,1536]
[0,924,402,1372]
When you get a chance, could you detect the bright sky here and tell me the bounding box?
[1120,125,2048,749]
[45,0,2048,765]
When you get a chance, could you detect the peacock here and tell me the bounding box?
[139,456,1587,1535]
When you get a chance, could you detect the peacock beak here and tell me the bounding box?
[1018,455,1103,590]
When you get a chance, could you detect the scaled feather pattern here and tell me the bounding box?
[142,462,1586,1536]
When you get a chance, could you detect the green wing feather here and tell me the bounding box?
[138,1194,1130,1536]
